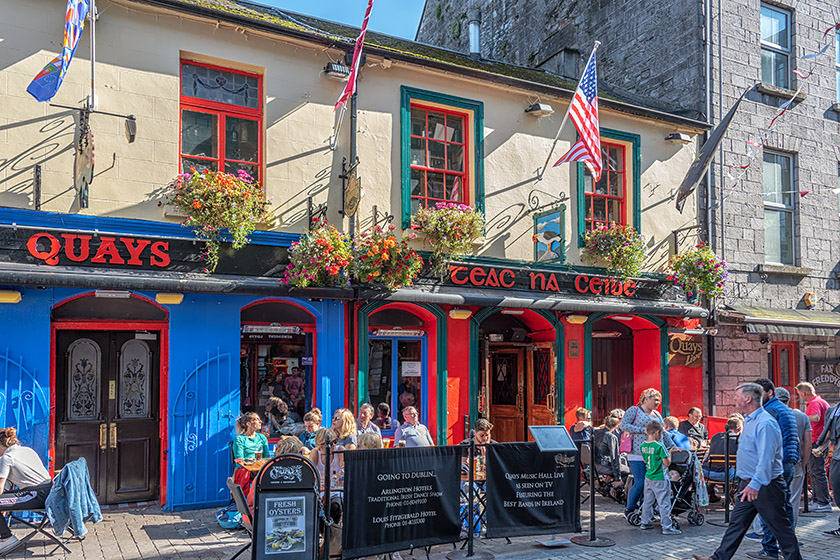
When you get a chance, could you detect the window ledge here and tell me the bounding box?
[756,83,805,103]
[757,263,811,277]
[831,102,840,114]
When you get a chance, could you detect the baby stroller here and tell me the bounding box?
[668,449,705,526]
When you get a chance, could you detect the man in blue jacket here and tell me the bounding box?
[748,378,799,560]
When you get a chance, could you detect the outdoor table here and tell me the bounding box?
[234,458,271,473]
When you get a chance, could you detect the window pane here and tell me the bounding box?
[428,113,446,141]
[411,168,424,196]
[763,152,792,206]
[447,144,464,172]
[181,63,259,108]
[224,161,259,180]
[761,49,789,88]
[225,117,259,163]
[609,172,622,196]
[448,115,464,143]
[410,137,426,167]
[764,208,793,265]
[411,108,426,137]
[593,174,608,195]
[427,172,445,199]
[779,348,790,386]
[761,6,789,49]
[446,174,462,202]
[593,196,607,222]
[584,175,593,193]
[428,140,446,169]
[608,199,621,222]
[396,340,422,424]
[181,157,215,174]
[368,340,392,422]
[181,110,217,158]
[607,147,622,171]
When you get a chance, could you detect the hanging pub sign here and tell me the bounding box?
[1,226,288,276]
[668,335,703,368]
[430,263,678,300]
[484,442,580,539]
[342,447,461,558]
[806,359,840,406]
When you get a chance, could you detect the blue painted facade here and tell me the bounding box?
[0,209,347,511]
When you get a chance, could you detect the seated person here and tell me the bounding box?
[678,407,709,448]
[298,408,321,450]
[0,427,52,554]
[356,403,381,436]
[232,413,270,496]
[357,432,383,450]
[663,416,693,450]
[592,415,628,490]
[458,419,496,474]
[372,402,392,430]
[248,436,308,510]
[570,407,593,447]
[702,415,742,482]
[265,398,295,437]
[393,406,433,447]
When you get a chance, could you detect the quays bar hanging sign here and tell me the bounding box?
[442,263,676,300]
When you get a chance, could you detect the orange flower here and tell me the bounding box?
[193,200,202,209]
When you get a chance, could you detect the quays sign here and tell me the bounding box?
[27,232,170,267]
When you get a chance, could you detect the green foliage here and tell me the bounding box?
[350,224,424,290]
[668,243,729,298]
[280,220,351,288]
[582,223,646,279]
[165,168,269,273]
[435,3,443,20]
[451,20,461,39]
[412,202,485,277]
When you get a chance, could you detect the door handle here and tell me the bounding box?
[516,392,523,413]
[109,424,117,449]
[99,424,107,450]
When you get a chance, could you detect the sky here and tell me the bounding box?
[261,1,428,40]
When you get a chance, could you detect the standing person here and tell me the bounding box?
[813,397,840,536]
[795,381,833,513]
[752,378,799,560]
[356,403,381,437]
[679,407,709,448]
[620,388,676,522]
[639,421,681,535]
[393,406,433,448]
[770,388,810,531]
[0,428,52,554]
[692,383,801,560]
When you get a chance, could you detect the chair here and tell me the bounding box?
[226,477,252,560]
[1,511,72,557]
[704,454,738,504]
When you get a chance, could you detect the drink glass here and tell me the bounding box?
[255,450,263,460]
[398,440,406,448]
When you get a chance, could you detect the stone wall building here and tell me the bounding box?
[418,0,840,415]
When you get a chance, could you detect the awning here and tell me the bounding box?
[360,285,709,319]
[721,305,840,337]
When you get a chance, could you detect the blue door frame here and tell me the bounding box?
[368,334,428,436]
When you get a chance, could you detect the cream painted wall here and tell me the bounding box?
[0,0,698,272]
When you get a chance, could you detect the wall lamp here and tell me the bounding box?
[0,290,21,303]
[448,308,472,320]
[665,132,691,144]
[525,103,554,117]
[324,62,350,81]
[565,314,588,324]
[155,293,184,305]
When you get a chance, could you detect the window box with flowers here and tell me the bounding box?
[350,224,424,290]
[280,220,351,288]
[668,243,728,300]
[411,202,485,276]
[581,223,646,279]
[164,168,270,273]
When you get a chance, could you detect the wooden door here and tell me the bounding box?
[489,348,524,442]
[592,338,633,420]
[771,342,798,408]
[56,330,160,504]
[526,346,556,439]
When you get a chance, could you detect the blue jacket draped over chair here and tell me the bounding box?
[45,457,102,537]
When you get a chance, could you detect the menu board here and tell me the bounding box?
[806,359,840,406]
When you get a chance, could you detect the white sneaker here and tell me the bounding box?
[810,503,834,513]
[0,536,20,554]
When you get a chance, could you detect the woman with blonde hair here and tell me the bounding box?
[309,428,341,485]
[619,388,676,522]
[331,409,357,451]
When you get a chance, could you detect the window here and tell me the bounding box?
[533,205,566,262]
[583,143,626,230]
[763,151,795,265]
[180,60,262,181]
[760,4,791,89]
[409,105,468,213]
[400,86,484,229]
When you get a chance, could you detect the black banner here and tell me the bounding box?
[484,443,580,538]
[342,447,461,558]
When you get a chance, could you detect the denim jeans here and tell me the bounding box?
[626,459,647,512]
[759,461,796,557]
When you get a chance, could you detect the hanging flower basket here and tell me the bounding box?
[280,220,351,288]
[668,243,728,299]
[165,168,269,273]
[350,224,424,290]
[581,223,646,279]
[412,202,485,277]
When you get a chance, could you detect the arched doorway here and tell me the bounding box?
[240,300,317,430]
[52,293,168,504]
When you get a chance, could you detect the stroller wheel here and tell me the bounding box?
[687,512,695,525]
[693,513,704,526]
[628,510,642,526]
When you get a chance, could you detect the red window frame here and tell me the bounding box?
[770,341,798,408]
[409,103,470,209]
[179,60,264,183]
[584,142,626,230]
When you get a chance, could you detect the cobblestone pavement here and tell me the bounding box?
[3,497,839,559]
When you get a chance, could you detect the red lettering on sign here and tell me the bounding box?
[121,238,152,266]
[450,266,469,285]
[574,275,588,293]
[612,278,623,296]
[27,233,61,266]
[499,269,515,288]
[61,234,91,262]
[623,280,637,297]
[530,272,546,291]
[91,237,125,264]
[589,277,602,295]
[469,267,486,286]
[485,268,500,288]
[545,273,560,292]
[150,242,170,267]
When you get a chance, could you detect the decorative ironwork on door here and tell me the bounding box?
[67,338,101,421]
[534,349,551,405]
[492,354,517,406]
[119,339,150,419]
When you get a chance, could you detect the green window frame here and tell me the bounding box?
[533,204,566,263]
[400,86,484,229]
[576,127,641,246]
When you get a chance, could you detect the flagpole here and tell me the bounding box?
[88,0,96,109]
[537,41,600,181]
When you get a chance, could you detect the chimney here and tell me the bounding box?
[467,9,481,59]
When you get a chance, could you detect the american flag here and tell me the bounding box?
[554,51,602,181]
[334,0,374,111]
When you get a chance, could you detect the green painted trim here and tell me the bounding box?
[399,86,485,229]
[659,324,670,417]
[575,128,642,247]
[532,204,567,264]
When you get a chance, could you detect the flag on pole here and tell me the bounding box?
[554,50,602,181]
[27,0,90,102]
[334,0,374,111]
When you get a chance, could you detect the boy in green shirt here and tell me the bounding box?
[639,420,681,535]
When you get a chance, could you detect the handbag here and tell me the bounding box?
[618,407,639,454]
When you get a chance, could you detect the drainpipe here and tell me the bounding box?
[467,9,481,59]
[349,92,358,238]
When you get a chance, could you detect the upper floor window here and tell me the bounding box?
[583,143,626,231]
[409,105,468,213]
[180,60,263,182]
[763,151,795,265]
[760,4,791,89]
